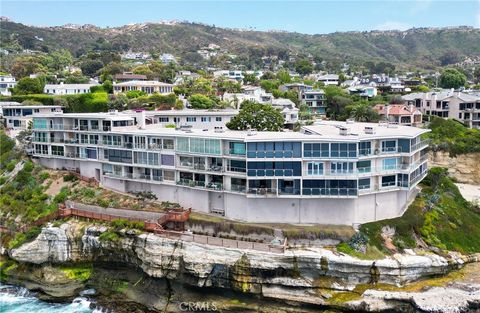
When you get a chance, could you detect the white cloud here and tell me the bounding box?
[375,21,412,31]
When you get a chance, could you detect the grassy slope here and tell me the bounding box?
[360,167,480,254]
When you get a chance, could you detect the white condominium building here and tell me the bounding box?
[31,112,429,225]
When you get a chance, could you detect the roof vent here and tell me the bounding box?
[180,124,193,131]
[364,126,375,134]
[387,123,398,128]
[108,109,118,115]
[339,127,348,136]
[214,127,224,133]
[346,118,355,124]
[247,129,257,136]
[378,121,388,127]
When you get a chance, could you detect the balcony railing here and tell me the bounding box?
[302,188,358,197]
[247,150,297,158]
[230,184,247,193]
[247,188,277,195]
[226,166,246,173]
[411,139,430,151]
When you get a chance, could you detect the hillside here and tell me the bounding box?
[1,19,480,69]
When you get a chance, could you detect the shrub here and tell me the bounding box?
[99,231,120,242]
[63,173,78,182]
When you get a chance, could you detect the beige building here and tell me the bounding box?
[403,91,480,129]
[113,80,174,95]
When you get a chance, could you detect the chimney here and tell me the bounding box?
[138,110,146,129]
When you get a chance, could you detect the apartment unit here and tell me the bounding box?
[301,89,327,116]
[315,74,339,86]
[212,70,244,81]
[113,81,174,95]
[403,91,480,128]
[44,83,99,95]
[0,102,63,129]
[140,109,238,129]
[31,113,429,225]
[373,104,423,127]
[0,75,17,96]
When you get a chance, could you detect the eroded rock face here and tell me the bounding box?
[7,222,480,312]
[429,151,480,185]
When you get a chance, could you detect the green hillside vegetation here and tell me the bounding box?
[359,167,480,254]
[1,20,479,70]
[426,117,480,156]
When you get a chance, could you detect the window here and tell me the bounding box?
[186,117,196,122]
[163,170,175,181]
[159,117,169,123]
[201,117,211,122]
[303,143,329,158]
[381,140,397,153]
[357,160,371,173]
[307,162,323,175]
[176,137,189,152]
[359,141,371,156]
[381,175,396,187]
[229,142,246,155]
[247,161,301,177]
[51,146,64,156]
[161,154,175,166]
[215,117,222,122]
[248,142,301,158]
[35,144,48,155]
[34,132,48,142]
[397,174,409,187]
[33,119,47,129]
[107,149,132,164]
[162,138,174,149]
[330,162,353,174]
[359,178,370,190]
[383,158,398,170]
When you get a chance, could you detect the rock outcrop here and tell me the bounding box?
[7,222,480,312]
[429,151,480,185]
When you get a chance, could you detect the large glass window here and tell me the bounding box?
[381,175,396,187]
[381,140,397,153]
[247,161,301,177]
[307,162,323,175]
[359,178,370,190]
[359,141,371,156]
[330,162,354,174]
[383,158,398,170]
[177,137,189,152]
[161,154,175,166]
[33,119,47,129]
[248,142,301,158]
[357,160,371,173]
[229,142,246,155]
[107,149,132,163]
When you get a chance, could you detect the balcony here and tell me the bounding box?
[225,166,247,174]
[247,150,297,158]
[302,188,358,197]
[411,139,430,151]
[177,178,206,188]
[230,184,247,193]
[247,188,277,196]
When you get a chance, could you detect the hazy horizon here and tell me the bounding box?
[2,0,479,35]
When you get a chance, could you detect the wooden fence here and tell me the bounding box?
[1,203,286,254]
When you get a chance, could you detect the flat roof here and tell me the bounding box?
[110,121,428,141]
[33,112,134,121]
[142,109,238,116]
[113,80,174,87]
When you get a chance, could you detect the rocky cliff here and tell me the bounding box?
[429,151,480,185]
[4,222,480,312]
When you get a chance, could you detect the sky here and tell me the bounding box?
[1,0,480,34]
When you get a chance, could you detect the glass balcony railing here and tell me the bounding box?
[302,188,358,196]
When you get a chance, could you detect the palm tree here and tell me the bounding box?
[349,102,379,122]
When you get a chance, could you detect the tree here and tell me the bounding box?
[64,73,89,83]
[188,94,215,109]
[439,68,467,89]
[226,101,284,131]
[11,77,45,95]
[80,59,104,77]
[42,49,73,71]
[294,59,314,76]
[346,102,379,122]
[474,67,480,84]
[11,56,47,78]
[243,73,258,85]
[440,51,461,66]
[276,70,291,84]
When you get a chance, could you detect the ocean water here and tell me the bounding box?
[0,285,108,313]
